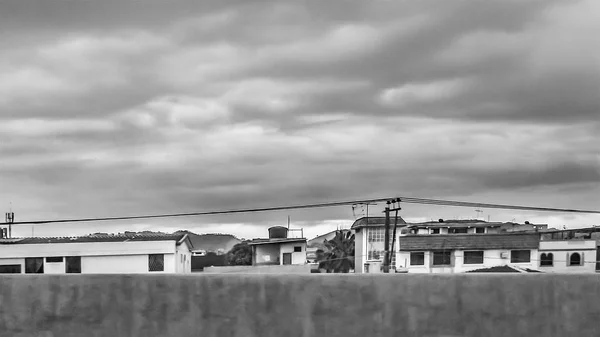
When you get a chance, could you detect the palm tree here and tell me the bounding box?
[317,230,355,273]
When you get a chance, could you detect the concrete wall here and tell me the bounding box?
[538,240,597,273]
[203,264,311,274]
[254,244,280,264]
[1,274,600,336]
[354,229,365,273]
[279,242,306,265]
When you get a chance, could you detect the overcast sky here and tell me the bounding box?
[1,0,599,239]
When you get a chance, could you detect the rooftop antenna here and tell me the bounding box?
[475,209,483,220]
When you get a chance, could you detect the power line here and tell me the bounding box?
[2,195,600,226]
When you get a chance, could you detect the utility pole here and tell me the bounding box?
[382,200,391,273]
[390,198,401,271]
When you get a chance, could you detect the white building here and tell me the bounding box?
[0,233,194,274]
[249,226,307,266]
[397,233,541,273]
[538,239,598,273]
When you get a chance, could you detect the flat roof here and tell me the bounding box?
[0,233,193,248]
[248,238,307,246]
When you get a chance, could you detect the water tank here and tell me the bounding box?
[268,226,288,239]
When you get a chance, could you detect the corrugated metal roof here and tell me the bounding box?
[0,233,190,245]
[399,233,540,251]
[350,216,407,229]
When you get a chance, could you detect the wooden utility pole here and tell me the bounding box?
[382,200,391,273]
[389,198,402,270]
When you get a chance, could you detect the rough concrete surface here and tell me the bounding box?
[0,274,599,337]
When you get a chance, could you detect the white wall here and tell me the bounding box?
[0,241,177,258]
[176,242,192,274]
[280,242,307,265]
[45,259,66,274]
[538,240,597,274]
[397,249,539,274]
[80,254,176,274]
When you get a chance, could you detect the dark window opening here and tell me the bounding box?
[46,256,63,263]
[410,252,425,265]
[449,228,468,234]
[475,228,485,234]
[65,256,81,273]
[294,246,302,252]
[464,251,484,264]
[149,254,164,272]
[569,252,582,266]
[540,253,553,266]
[0,264,22,274]
[25,258,44,274]
[430,228,440,234]
[510,250,531,263]
[433,251,452,266]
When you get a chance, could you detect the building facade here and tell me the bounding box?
[249,226,307,266]
[0,233,193,274]
[397,233,541,273]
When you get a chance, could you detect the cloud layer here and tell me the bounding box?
[1,0,599,239]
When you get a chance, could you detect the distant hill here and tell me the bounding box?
[174,230,241,253]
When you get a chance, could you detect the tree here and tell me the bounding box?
[317,230,355,273]
[226,242,252,266]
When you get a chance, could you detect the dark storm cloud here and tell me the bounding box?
[0,0,598,237]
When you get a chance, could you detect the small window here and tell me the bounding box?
[433,251,452,266]
[410,252,425,265]
[475,228,485,234]
[65,256,81,274]
[25,258,44,274]
[449,228,468,234]
[568,252,582,266]
[540,253,553,266]
[46,256,63,263]
[0,264,22,274]
[294,246,302,252]
[463,251,484,264]
[511,250,531,263]
[149,254,165,272]
[430,228,440,234]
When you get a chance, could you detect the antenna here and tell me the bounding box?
[5,210,14,238]
[475,209,483,219]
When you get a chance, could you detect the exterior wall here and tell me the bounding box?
[176,242,192,274]
[0,241,177,258]
[203,265,311,274]
[254,244,280,265]
[397,249,539,273]
[279,242,307,265]
[81,254,175,274]
[538,240,597,273]
[0,240,192,274]
[3,274,600,336]
[354,230,365,273]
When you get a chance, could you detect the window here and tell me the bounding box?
[367,227,385,242]
[475,228,485,234]
[568,252,582,266]
[294,246,302,252]
[0,265,22,274]
[510,250,531,263]
[430,228,440,234]
[540,253,553,266]
[149,254,164,272]
[65,256,81,274]
[433,251,452,266]
[410,252,425,266]
[25,258,44,274]
[463,251,484,264]
[46,256,63,263]
[449,228,468,234]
